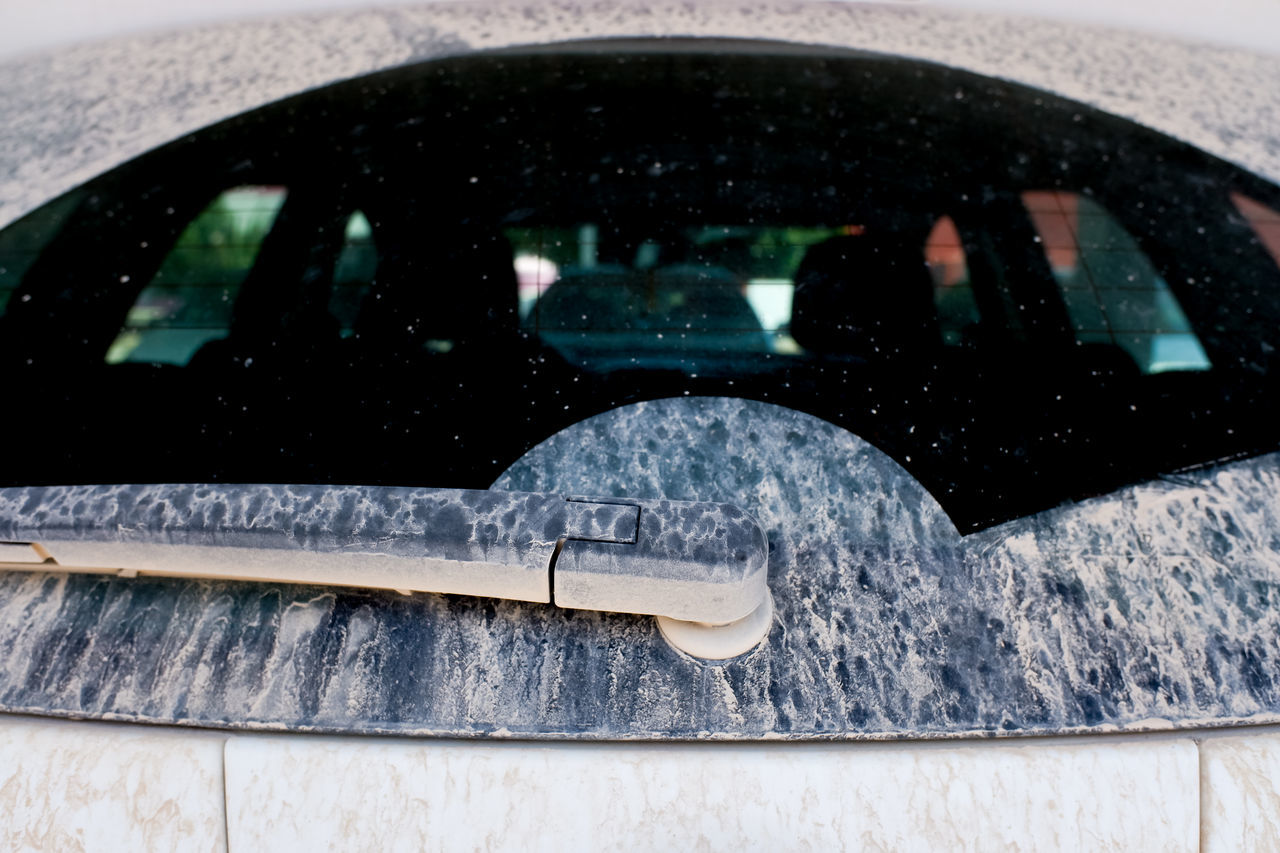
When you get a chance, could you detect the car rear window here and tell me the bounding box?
[1,47,1278,530]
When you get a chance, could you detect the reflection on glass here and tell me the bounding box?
[0,191,85,317]
[106,185,288,364]
[925,215,978,345]
[331,210,376,336]
[1231,191,1280,268]
[1024,190,1210,374]
[505,224,844,357]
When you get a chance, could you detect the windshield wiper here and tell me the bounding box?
[0,484,772,659]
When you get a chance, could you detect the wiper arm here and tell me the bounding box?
[0,484,772,659]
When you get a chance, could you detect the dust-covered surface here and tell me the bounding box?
[3,1,1279,741]
[2,1,1279,230]
[0,397,1277,739]
[0,484,766,623]
[0,484,620,567]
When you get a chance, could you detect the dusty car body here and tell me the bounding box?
[2,1,1280,849]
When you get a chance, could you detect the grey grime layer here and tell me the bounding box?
[3,1,1280,230]
[0,397,1276,740]
[0,485,767,622]
[1,484,574,558]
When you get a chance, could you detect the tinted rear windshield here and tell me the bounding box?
[2,45,1279,531]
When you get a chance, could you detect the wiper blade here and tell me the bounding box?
[0,484,772,658]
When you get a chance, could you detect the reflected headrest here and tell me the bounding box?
[354,227,518,348]
[790,234,940,357]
